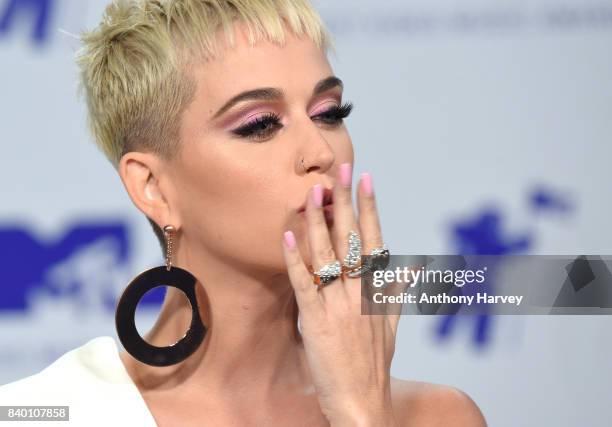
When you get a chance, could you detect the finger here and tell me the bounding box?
[357,172,384,255]
[305,184,344,299]
[282,230,323,314]
[356,172,385,327]
[332,163,360,283]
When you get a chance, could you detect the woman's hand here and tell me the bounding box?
[281,163,401,427]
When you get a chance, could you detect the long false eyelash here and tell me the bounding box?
[231,112,283,140]
[312,101,354,124]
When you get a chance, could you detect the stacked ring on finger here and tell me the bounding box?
[341,230,362,271]
[308,231,390,286]
[308,230,362,289]
[344,243,391,278]
[311,260,343,289]
[337,229,391,278]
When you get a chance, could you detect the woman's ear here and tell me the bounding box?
[117,152,182,231]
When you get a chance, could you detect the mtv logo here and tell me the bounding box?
[0,222,164,315]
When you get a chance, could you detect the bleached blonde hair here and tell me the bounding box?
[75,0,334,252]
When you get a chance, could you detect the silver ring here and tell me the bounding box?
[312,260,342,287]
[371,244,389,257]
[369,244,390,271]
[342,230,362,269]
[345,264,369,278]
[344,244,390,278]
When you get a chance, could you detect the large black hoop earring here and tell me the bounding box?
[115,225,207,367]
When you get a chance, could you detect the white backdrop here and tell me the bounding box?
[1,1,611,426]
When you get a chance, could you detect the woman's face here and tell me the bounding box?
[166,24,353,275]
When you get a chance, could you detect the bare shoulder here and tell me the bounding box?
[390,376,487,427]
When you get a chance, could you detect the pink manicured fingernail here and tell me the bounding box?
[312,184,323,207]
[361,172,373,196]
[340,163,352,187]
[283,230,296,249]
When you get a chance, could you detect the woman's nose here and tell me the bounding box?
[297,122,335,174]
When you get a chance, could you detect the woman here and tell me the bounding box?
[0,0,486,425]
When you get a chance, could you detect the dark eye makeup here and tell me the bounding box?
[230,101,354,142]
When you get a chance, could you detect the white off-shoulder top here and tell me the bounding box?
[0,336,158,426]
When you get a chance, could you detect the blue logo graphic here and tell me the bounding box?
[437,185,574,347]
[530,185,573,214]
[0,222,163,315]
[0,0,56,45]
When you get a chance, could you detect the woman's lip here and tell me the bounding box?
[298,204,334,227]
[297,187,334,213]
[298,202,333,214]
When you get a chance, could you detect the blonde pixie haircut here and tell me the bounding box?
[75,0,335,253]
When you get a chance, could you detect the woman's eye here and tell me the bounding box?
[312,101,353,125]
[231,112,283,142]
[229,101,353,143]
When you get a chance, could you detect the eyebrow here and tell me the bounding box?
[212,75,343,120]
